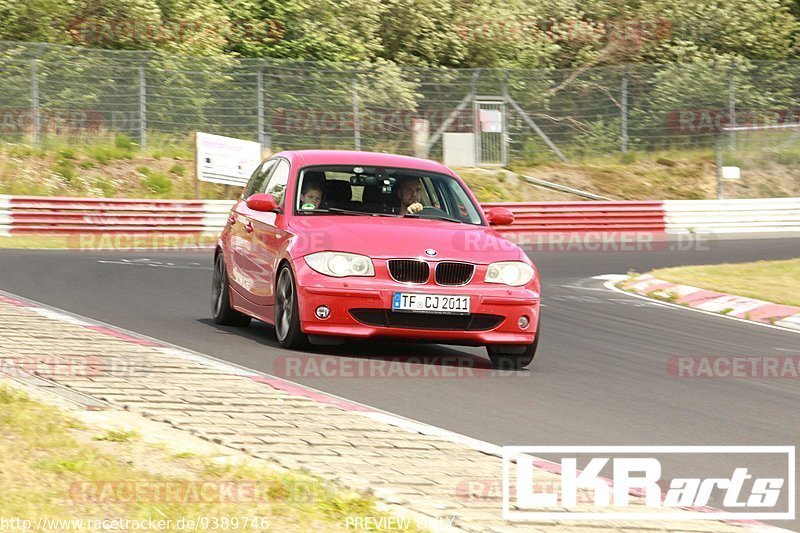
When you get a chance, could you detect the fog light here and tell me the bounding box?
[518,316,530,329]
[315,305,330,320]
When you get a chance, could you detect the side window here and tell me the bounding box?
[243,160,276,198]
[262,159,291,207]
[420,177,437,208]
[444,179,482,224]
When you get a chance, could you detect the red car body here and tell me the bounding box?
[214,150,541,368]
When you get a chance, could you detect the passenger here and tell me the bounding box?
[300,178,325,210]
[395,176,424,215]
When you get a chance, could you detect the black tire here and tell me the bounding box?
[487,318,540,370]
[274,265,308,349]
[212,254,251,327]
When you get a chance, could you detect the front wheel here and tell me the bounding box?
[486,318,540,370]
[212,254,251,327]
[274,265,308,349]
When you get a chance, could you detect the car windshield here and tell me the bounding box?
[294,166,484,225]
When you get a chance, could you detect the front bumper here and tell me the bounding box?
[294,261,540,346]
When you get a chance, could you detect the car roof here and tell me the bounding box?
[273,150,455,175]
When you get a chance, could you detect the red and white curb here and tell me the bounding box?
[0,290,499,450]
[0,289,792,531]
[618,274,800,331]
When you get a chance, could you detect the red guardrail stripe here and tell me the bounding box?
[10,220,206,227]
[512,214,664,221]
[482,201,664,207]
[10,226,209,234]
[3,196,666,235]
[11,204,208,213]
[11,214,207,222]
[486,206,664,213]
[9,196,205,206]
[502,224,666,231]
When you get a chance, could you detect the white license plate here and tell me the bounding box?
[391,293,470,314]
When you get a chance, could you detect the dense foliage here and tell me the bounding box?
[4,0,800,162]
[1,0,798,67]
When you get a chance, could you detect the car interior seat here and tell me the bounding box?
[322,180,352,209]
[361,185,391,213]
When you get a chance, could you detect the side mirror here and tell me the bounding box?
[246,193,279,212]
[486,207,514,225]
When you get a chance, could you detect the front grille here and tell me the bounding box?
[387,259,429,283]
[435,262,475,286]
[350,309,504,331]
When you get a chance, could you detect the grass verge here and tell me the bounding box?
[0,385,422,532]
[647,258,800,307]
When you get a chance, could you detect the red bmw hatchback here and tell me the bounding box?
[213,150,541,369]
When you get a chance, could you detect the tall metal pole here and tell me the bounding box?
[352,69,361,151]
[501,73,510,166]
[257,63,265,150]
[715,134,723,199]
[31,59,40,145]
[139,63,147,148]
[621,68,629,153]
[473,98,481,166]
[728,59,736,151]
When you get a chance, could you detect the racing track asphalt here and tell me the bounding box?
[1,235,799,528]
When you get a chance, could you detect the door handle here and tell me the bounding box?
[245,221,254,233]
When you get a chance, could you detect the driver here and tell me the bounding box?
[395,176,424,215]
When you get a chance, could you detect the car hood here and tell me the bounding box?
[287,215,525,264]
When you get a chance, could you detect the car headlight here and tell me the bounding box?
[484,261,535,286]
[305,252,375,277]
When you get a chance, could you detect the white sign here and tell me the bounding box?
[502,446,794,521]
[196,132,261,187]
[442,133,476,167]
[722,166,741,180]
[479,109,503,133]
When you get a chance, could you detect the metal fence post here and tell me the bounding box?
[715,133,724,199]
[257,62,266,150]
[728,59,736,151]
[138,63,147,148]
[352,68,361,151]
[31,58,40,145]
[621,68,629,153]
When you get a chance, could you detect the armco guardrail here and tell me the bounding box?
[0,195,232,235]
[2,195,799,236]
[482,201,666,234]
[664,198,800,233]
[0,195,9,236]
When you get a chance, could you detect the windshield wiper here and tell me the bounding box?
[404,213,465,224]
[300,207,394,217]
[299,208,362,216]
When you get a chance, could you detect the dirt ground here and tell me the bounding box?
[2,141,798,202]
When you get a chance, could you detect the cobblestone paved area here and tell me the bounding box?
[0,295,770,532]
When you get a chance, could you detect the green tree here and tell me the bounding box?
[267,0,384,62]
[378,0,466,67]
[0,0,75,43]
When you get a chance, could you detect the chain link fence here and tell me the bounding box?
[4,41,800,165]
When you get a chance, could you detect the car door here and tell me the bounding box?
[239,158,292,307]
[229,159,276,299]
